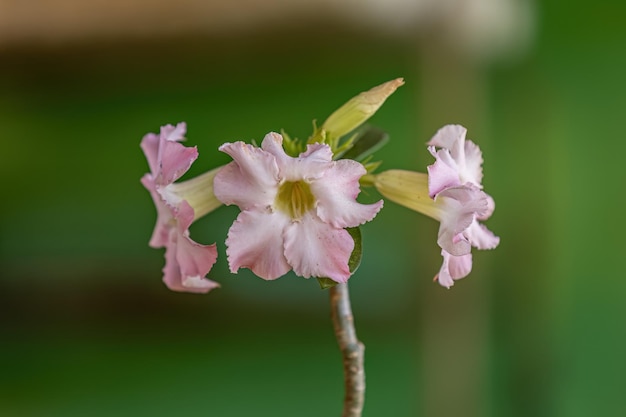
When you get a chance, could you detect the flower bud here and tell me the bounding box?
[321,78,404,141]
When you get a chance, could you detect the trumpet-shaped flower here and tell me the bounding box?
[427,125,499,246]
[140,123,219,293]
[427,125,499,287]
[214,132,383,283]
[373,124,499,288]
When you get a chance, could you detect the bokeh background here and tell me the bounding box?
[1,0,625,416]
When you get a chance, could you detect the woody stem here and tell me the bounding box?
[329,283,365,417]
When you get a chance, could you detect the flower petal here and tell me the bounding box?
[260,132,290,167]
[162,201,218,294]
[141,174,173,248]
[427,124,485,188]
[448,252,473,279]
[300,143,334,163]
[435,250,473,289]
[163,234,219,293]
[427,124,466,149]
[427,146,462,197]
[159,139,198,185]
[465,221,500,250]
[225,209,291,280]
[261,133,331,182]
[215,141,279,210]
[160,122,187,143]
[283,212,353,283]
[141,122,197,185]
[313,159,383,228]
[478,193,496,221]
[140,132,160,176]
[460,139,484,186]
[435,186,489,256]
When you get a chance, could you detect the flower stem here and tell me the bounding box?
[329,283,365,417]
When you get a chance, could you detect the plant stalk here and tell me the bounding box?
[329,283,365,417]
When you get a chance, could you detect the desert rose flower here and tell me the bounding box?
[214,132,383,283]
[373,125,499,288]
[427,125,499,286]
[140,123,220,293]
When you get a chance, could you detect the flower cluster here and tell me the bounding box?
[140,80,499,292]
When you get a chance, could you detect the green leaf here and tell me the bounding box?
[346,226,362,273]
[316,226,362,290]
[339,126,389,162]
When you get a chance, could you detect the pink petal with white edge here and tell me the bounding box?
[260,132,291,171]
[313,159,383,228]
[300,142,334,162]
[435,186,489,256]
[175,199,197,231]
[427,146,462,197]
[435,250,473,289]
[447,251,473,279]
[160,123,187,143]
[465,221,500,250]
[215,141,280,210]
[427,124,466,150]
[460,139,484,186]
[159,139,198,185]
[226,209,291,280]
[283,212,354,283]
[140,122,196,185]
[427,124,485,188]
[141,174,172,248]
[162,201,218,294]
[261,133,331,182]
[478,193,496,221]
[140,132,160,176]
[163,233,219,293]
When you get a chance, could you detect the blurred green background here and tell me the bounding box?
[1,1,625,416]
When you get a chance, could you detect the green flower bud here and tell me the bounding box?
[321,78,404,141]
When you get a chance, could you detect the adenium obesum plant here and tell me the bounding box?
[139,78,499,417]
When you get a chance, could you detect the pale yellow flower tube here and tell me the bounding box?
[373,169,442,220]
[168,166,224,220]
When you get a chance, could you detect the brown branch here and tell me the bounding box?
[329,283,365,417]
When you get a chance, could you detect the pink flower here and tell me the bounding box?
[214,132,383,283]
[427,125,499,288]
[140,123,219,293]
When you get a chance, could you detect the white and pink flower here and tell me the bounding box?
[427,124,499,288]
[140,123,219,293]
[214,132,383,283]
[373,124,499,288]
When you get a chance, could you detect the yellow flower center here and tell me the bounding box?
[275,180,316,220]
